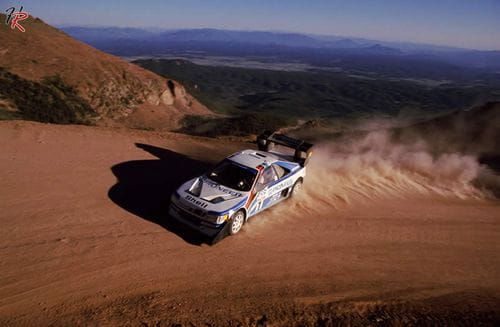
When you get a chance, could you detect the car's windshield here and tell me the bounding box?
[206,159,257,192]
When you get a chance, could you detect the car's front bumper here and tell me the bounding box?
[169,202,226,237]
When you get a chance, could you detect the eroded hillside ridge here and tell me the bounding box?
[0,14,209,122]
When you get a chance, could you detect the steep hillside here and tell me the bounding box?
[0,14,210,128]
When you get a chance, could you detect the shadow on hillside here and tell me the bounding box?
[108,143,214,246]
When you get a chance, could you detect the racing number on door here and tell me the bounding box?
[254,189,267,212]
[253,166,277,213]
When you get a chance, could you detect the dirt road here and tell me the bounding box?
[1,121,499,326]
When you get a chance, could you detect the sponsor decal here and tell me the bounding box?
[184,194,208,208]
[248,176,295,214]
[202,178,243,197]
[267,177,294,195]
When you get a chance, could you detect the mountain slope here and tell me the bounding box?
[0,14,210,127]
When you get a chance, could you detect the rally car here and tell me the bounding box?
[168,131,313,239]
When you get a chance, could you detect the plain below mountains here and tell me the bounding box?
[131,58,500,137]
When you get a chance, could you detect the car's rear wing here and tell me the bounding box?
[257,131,314,167]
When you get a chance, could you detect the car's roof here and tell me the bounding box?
[228,150,282,169]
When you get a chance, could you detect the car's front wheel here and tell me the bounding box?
[228,210,245,235]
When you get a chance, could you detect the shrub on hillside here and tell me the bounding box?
[0,68,95,124]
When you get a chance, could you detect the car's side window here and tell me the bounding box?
[258,166,278,186]
[272,164,288,179]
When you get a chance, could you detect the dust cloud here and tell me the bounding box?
[304,130,498,208]
[258,130,498,226]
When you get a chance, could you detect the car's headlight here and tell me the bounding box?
[216,214,229,224]
[206,213,229,224]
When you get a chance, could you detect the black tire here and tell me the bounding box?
[290,179,303,198]
[228,210,245,235]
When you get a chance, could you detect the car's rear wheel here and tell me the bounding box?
[228,210,245,235]
[290,179,303,197]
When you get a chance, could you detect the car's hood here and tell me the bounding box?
[176,176,249,213]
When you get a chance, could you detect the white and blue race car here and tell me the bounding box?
[169,132,313,239]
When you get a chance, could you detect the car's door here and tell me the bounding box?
[269,163,294,200]
[251,166,279,214]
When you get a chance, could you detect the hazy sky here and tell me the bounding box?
[5,0,500,50]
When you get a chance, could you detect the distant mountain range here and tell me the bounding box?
[61,27,500,70]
